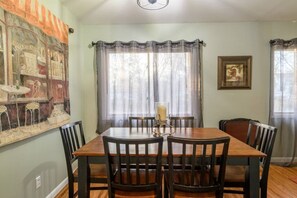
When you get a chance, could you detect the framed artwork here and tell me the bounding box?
[217,56,252,90]
[0,1,70,147]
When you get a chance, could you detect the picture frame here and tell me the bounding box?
[217,56,252,90]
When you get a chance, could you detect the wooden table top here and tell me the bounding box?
[74,127,265,158]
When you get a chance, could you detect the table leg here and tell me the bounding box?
[247,157,260,198]
[78,156,90,198]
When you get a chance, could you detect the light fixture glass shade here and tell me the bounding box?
[137,0,169,10]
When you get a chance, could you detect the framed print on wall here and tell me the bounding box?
[217,56,252,90]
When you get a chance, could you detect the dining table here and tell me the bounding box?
[73,127,265,198]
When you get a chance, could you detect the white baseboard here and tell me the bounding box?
[46,178,68,198]
[271,157,297,164]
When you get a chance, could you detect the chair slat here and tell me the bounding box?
[135,143,140,184]
[190,143,197,185]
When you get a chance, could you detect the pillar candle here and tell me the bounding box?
[157,104,167,121]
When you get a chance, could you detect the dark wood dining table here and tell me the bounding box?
[73,127,265,198]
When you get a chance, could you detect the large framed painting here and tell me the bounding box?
[0,0,70,147]
[218,56,252,90]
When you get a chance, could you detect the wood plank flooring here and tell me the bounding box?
[55,165,297,198]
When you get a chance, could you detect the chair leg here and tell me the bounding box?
[0,115,2,131]
[243,187,249,198]
[68,180,74,198]
[164,184,169,198]
[216,190,224,198]
[25,109,27,126]
[0,112,10,131]
[261,185,268,198]
[6,111,11,129]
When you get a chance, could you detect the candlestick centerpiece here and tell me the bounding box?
[153,102,174,136]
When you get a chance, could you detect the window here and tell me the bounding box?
[273,49,297,114]
[108,52,193,116]
[95,40,203,132]
[269,38,297,166]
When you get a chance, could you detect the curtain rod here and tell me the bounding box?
[270,38,297,45]
[90,40,206,47]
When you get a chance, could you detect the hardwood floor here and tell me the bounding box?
[55,165,297,198]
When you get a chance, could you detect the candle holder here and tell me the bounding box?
[153,102,174,136]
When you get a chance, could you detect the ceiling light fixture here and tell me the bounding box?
[137,0,169,10]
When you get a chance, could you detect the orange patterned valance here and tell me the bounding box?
[0,0,68,44]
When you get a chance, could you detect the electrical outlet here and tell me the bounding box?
[35,176,41,189]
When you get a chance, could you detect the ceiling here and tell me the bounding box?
[60,0,297,25]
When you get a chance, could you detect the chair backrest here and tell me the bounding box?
[169,116,194,129]
[103,136,163,198]
[167,136,230,198]
[59,121,86,180]
[129,116,155,131]
[246,121,277,183]
[219,118,259,143]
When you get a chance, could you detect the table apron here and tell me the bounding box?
[87,155,254,165]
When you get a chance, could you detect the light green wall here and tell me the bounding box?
[0,0,82,197]
[80,22,297,156]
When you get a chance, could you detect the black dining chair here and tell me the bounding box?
[59,121,107,197]
[129,116,155,132]
[169,116,194,129]
[164,136,230,198]
[223,120,277,198]
[103,136,163,198]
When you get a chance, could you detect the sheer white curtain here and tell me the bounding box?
[269,38,297,166]
[94,40,203,133]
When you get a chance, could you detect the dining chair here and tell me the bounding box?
[169,116,194,129]
[103,136,163,198]
[223,120,277,198]
[0,105,11,131]
[25,102,40,126]
[219,118,259,143]
[59,121,107,197]
[129,116,155,132]
[165,136,230,198]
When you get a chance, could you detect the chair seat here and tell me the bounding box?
[164,170,218,198]
[223,165,263,184]
[169,170,212,186]
[224,166,245,183]
[114,169,157,185]
[114,189,158,197]
[172,191,217,198]
[73,164,107,179]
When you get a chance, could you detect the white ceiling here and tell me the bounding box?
[61,0,297,25]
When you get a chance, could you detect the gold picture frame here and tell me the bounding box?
[218,56,252,90]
